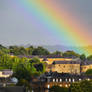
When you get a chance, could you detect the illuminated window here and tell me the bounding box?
[56,79,58,82]
[60,79,62,82]
[65,84,68,87]
[48,85,50,89]
[72,79,75,82]
[79,79,81,81]
[66,79,67,82]
[69,78,71,82]
[87,78,90,81]
[60,84,62,87]
[53,79,55,82]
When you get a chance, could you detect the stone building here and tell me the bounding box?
[51,61,81,74]
[18,55,92,74]
[39,71,92,92]
[81,61,92,73]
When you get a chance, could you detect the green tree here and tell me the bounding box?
[70,80,92,92]
[26,46,34,55]
[9,46,20,55]
[51,51,62,55]
[87,55,92,61]
[0,44,9,54]
[80,54,86,61]
[32,46,50,55]
[30,57,40,64]
[70,82,83,92]
[49,86,68,92]
[80,80,92,92]
[85,69,92,75]
[18,46,27,55]
[63,51,80,58]
[13,63,32,81]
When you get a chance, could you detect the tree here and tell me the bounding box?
[26,46,34,55]
[63,51,80,58]
[70,80,92,92]
[85,69,92,75]
[87,55,92,61]
[80,54,86,61]
[0,44,9,54]
[29,57,40,64]
[34,63,44,72]
[70,82,83,92]
[80,80,92,92]
[51,51,62,55]
[9,46,27,55]
[13,63,32,81]
[18,46,27,55]
[32,46,50,55]
[9,46,20,55]
[49,86,68,92]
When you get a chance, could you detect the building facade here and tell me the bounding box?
[51,61,80,74]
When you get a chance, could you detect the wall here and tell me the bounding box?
[52,64,80,74]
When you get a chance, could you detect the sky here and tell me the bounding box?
[0,0,92,46]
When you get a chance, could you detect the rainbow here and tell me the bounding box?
[14,0,92,56]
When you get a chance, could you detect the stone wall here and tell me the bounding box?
[52,64,80,74]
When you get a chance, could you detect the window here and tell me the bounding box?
[56,79,58,82]
[60,79,62,82]
[69,78,71,82]
[65,84,68,87]
[53,79,55,82]
[66,79,68,82]
[72,79,75,82]
[47,85,50,89]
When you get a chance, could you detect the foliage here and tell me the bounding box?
[51,51,62,55]
[32,46,50,55]
[70,82,83,92]
[0,44,9,54]
[85,69,92,75]
[29,57,40,64]
[80,54,86,61]
[34,63,44,72]
[87,55,92,61]
[70,80,92,92]
[63,51,80,58]
[0,52,45,81]
[49,81,92,92]
[49,86,68,92]
[9,46,27,55]
[26,46,34,55]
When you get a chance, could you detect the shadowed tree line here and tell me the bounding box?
[0,44,92,60]
[49,80,92,92]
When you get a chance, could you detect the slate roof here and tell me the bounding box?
[53,60,81,64]
[81,61,92,65]
[18,55,64,58]
[40,71,92,79]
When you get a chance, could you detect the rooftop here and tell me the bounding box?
[53,60,81,64]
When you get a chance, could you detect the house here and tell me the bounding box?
[81,61,92,72]
[0,69,13,78]
[51,60,81,74]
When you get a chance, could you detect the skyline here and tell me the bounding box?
[0,0,92,46]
